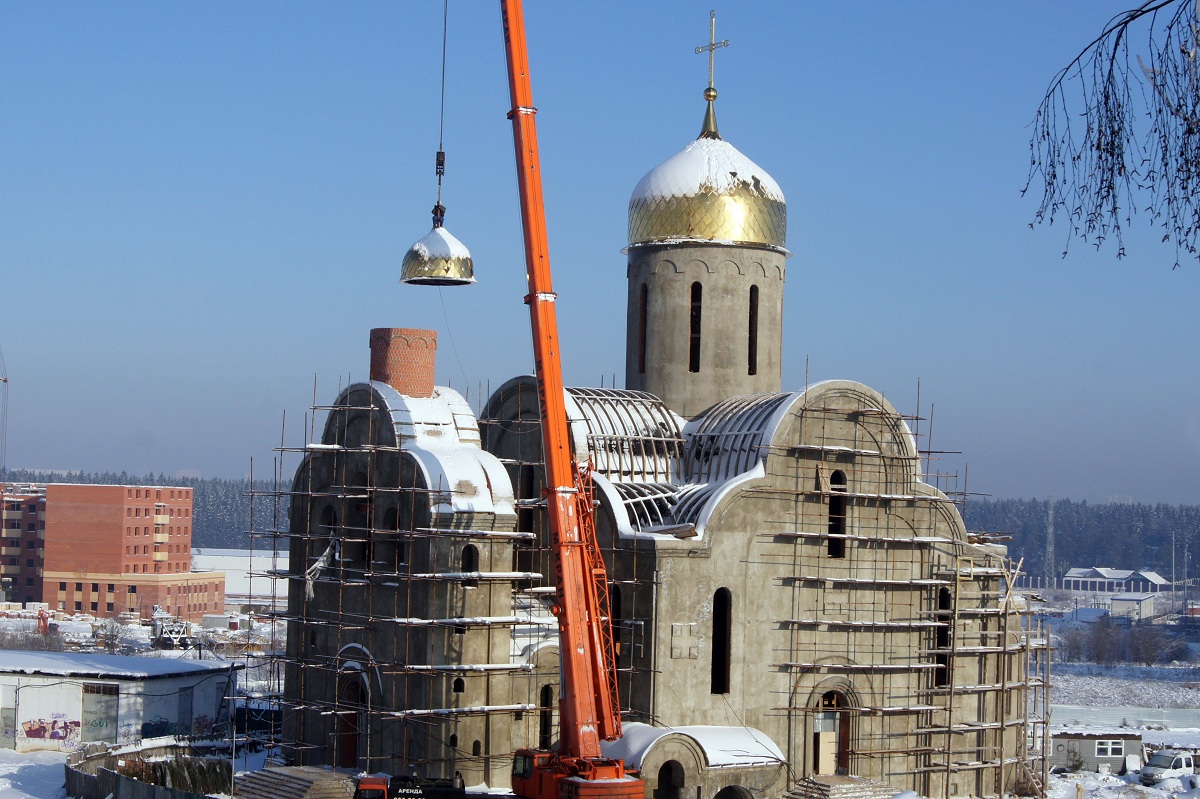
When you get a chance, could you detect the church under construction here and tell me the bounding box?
[270,34,1050,799]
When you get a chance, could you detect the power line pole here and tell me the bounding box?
[1044,498,1055,589]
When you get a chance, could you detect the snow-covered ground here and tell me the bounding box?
[0,749,65,799]
[1054,664,1200,708]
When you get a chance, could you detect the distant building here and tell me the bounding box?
[3,482,225,621]
[0,484,46,604]
[192,548,286,613]
[1110,593,1156,621]
[1049,731,1142,773]
[1063,568,1168,593]
[0,650,237,752]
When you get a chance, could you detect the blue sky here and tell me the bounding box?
[2,2,1197,505]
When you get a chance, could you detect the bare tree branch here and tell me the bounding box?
[1025,0,1200,266]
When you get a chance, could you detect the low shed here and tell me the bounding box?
[1110,594,1156,621]
[0,650,238,752]
[1050,731,1143,773]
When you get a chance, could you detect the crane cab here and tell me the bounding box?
[512,749,643,799]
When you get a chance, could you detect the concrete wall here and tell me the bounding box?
[626,243,786,419]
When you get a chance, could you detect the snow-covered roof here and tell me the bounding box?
[0,650,238,679]
[1065,567,1168,584]
[631,138,784,205]
[601,722,784,769]
[323,382,514,518]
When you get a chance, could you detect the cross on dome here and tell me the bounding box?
[694,10,729,139]
[694,10,729,92]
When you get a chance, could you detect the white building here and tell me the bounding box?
[192,548,286,613]
[0,650,238,752]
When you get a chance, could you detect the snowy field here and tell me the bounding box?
[1054,664,1200,709]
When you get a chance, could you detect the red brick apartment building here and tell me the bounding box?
[2,483,224,622]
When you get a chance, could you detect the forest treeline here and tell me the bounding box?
[963,497,1200,580]
[4,468,1198,571]
[1,469,284,550]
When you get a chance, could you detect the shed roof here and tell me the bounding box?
[0,650,238,680]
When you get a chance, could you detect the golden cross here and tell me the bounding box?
[694,10,729,89]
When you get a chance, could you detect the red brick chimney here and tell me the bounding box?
[369,328,437,398]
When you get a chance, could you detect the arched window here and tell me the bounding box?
[472,740,482,757]
[539,684,555,750]
[828,470,848,559]
[461,545,479,588]
[688,282,702,373]
[934,588,953,688]
[610,585,623,655]
[637,283,648,374]
[711,587,731,694]
[449,734,458,750]
[453,677,465,694]
[747,285,759,376]
[320,505,336,535]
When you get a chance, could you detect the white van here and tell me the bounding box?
[1141,749,1196,786]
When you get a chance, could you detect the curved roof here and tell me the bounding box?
[564,387,685,484]
[481,379,927,542]
[601,722,785,769]
[628,137,786,251]
[320,382,514,517]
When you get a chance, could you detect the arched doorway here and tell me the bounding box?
[336,673,366,768]
[715,787,753,799]
[813,690,851,776]
[654,760,685,799]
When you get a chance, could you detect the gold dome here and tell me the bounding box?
[628,136,786,251]
[400,225,476,286]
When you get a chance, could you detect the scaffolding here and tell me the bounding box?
[250,377,1048,798]
[244,380,558,788]
[754,396,1050,799]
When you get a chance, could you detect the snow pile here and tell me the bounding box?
[631,137,784,203]
[1046,767,1200,799]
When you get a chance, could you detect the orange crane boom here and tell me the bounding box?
[499,1,643,797]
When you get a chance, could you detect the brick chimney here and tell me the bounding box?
[369,328,437,398]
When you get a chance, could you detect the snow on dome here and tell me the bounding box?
[628,137,787,250]
[411,225,472,261]
[631,137,784,204]
[400,225,476,286]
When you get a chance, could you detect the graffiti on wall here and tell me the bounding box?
[141,716,178,738]
[192,714,213,737]
[20,716,81,750]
